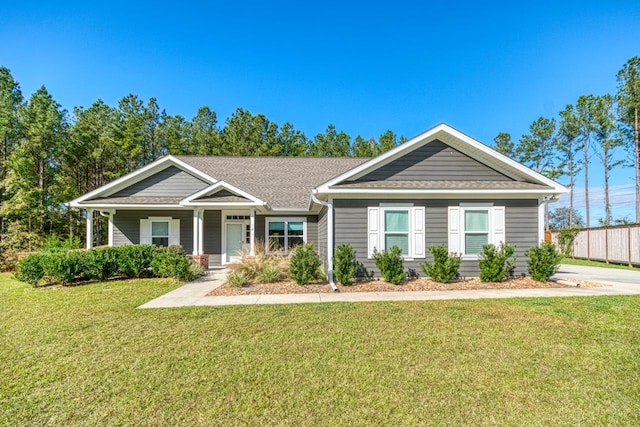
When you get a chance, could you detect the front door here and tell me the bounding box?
[226,223,244,263]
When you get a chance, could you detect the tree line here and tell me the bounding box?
[493,56,640,230]
[0,66,406,256]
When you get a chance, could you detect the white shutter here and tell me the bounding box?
[140,219,150,244]
[413,206,425,258]
[367,207,379,258]
[448,206,460,254]
[493,206,506,244]
[170,219,180,246]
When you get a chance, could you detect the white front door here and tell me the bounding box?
[226,223,244,263]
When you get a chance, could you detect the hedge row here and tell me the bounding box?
[15,245,203,286]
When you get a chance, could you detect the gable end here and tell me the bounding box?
[354,140,511,182]
[105,166,209,199]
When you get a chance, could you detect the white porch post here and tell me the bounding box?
[86,209,94,250]
[192,209,199,255]
[250,208,255,256]
[108,211,115,247]
[198,209,204,255]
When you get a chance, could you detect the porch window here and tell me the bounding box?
[140,217,180,247]
[266,217,306,253]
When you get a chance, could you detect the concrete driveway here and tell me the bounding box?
[554,264,640,292]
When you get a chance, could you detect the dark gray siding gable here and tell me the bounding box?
[111,166,209,198]
[333,199,538,278]
[354,140,510,182]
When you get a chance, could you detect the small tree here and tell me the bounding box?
[333,243,357,285]
[526,242,562,282]
[372,246,406,285]
[421,244,461,283]
[289,244,322,285]
[478,243,517,282]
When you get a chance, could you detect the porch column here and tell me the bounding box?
[86,209,94,250]
[250,208,255,256]
[108,210,115,247]
[192,209,199,255]
[198,209,204,255]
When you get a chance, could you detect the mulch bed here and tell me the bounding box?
[208,276,596,296]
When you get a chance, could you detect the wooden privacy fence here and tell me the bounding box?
[552,224,640,266]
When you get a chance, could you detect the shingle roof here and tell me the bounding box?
[82,196,184,205]
[174,156,370,209]
[332,180,553,190]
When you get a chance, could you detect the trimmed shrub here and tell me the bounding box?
[151,246,203,281]
[289,244,323,285]
[526,242,562,282]
[40,251,84,284]
[372,246,406,285]
[258,264,282,283]
[117,244,155,278]
[333,243,357,285]
[227,271,248,287]
[421,244,462,283]
[478,242,517,282]
[15,254,45,286]
[82,247,120,281]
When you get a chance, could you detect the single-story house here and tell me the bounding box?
[69,123,567,279]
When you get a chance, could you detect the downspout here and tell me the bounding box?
[311,193,339,292]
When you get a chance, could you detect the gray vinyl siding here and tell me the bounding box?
[203,210,222,266]
[317,207,328,266]
[111,166,209,197]
[333,199,538,278]
[355,140,510,182]
[256,215,319,250]
[112,210,194,254]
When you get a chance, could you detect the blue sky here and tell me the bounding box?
[1,1,639,222]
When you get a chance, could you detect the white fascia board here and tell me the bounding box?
[68,155,217,207]
[181,180,265,205]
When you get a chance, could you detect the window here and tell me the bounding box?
[140,218,180,247]
[448,205,505,257]
[464,210,489,254]
[151,221,170,247]
[266,217,306,253]
[384,210,410,255]
[367,205,425,259]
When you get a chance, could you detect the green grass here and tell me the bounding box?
[562,257,640,271]
[2,273,640,425]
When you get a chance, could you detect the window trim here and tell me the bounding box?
[150,219,170,247]
[265,217,307,254]
[142,216,180,247]
[453,203,504,260]
[368,203,425,260]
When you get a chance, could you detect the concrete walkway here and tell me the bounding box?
[138,264,640,308]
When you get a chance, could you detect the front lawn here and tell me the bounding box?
[2,273,639,425]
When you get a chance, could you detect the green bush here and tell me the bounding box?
[372,246,406,285]
[333,243,357,285]
[289,244,323,285]
[558,227,581,257]
[421,244,462,283]
[82,247,120,281]
[227,271,248,287]
[40,251,84,284]
[258,264,282,283]
[117,244,155,278]
[41,235,83,252]
[151,246,203,281]
[478,242,517,282]
[15,254,45,286]
[526,242,562,282]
